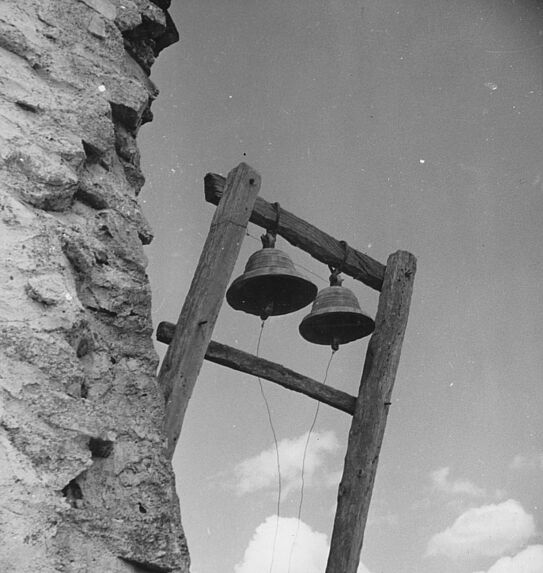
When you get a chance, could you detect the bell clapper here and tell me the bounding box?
[260,301,274,321]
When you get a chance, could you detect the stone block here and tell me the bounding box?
[79,0,117,21]
[88,14,107,39]
[26,274,72,305]
[114,1,142,33]
[7,145,79,211]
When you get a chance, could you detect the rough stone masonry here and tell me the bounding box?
[0,1,190,571]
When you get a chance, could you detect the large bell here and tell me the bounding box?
[226,242,318,320]
[299,276,375,351]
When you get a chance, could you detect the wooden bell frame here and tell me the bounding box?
[157,163,416,573]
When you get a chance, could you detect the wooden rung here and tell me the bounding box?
[204,173,386,292]
[157,321,356,416]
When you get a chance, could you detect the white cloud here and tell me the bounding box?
[509,453,543,471]
[430,467,486,497]
[426,499,536,559]
[473,545,543,573]
[233,430,340,496]
[234,515,372,573]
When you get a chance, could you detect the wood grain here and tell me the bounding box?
[157,321,356,415]
[204,173,386,291]
[325,250,416,573]
[159,163,261,459]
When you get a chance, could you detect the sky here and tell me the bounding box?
[139,1,543,572]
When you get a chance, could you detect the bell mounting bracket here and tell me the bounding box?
[261,201,281,248]
[157,163,417,573]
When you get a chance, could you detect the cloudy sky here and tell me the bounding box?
[139,1,543,571]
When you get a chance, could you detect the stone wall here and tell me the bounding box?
[0,1,190,571]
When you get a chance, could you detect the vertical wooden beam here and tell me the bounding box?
[159,163,261,459]
[326,250,416,573]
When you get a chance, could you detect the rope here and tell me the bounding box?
[287,348,336,573]
[256,319,282,573]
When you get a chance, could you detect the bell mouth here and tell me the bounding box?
[299,310,375,347]
[226,248,318,319]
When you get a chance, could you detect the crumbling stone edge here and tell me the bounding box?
[0,1,189,572]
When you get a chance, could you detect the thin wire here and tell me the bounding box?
[287,348,336,573]
[256,319,282,573]
[292,260,328,284]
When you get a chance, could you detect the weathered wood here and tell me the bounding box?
[157,321,357,416]
[204,173,386,291]
[159,163,261,459]
[325,250,416,573]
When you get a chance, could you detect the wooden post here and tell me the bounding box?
[204,173,385,291]
[158,163,261,459]
[156,321,357,416]
[325,250,416,573]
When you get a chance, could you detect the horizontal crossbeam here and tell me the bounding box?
[204,173,386,291]
[157,321,356,415]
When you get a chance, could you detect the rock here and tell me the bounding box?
[149,0,171,9]
[115,1,142,33]
[26,274,72,305]
[107,77,151,131]
[0,1,188,572]
[79,0,117,21]
[6,144,80,211]
[87,14,107,39]
[117,0,178,72]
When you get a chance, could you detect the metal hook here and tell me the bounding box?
[261,202,281,248]
[328,240,348,286]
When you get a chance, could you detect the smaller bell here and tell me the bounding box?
[226,232,317,320]
[299,273,375,351]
